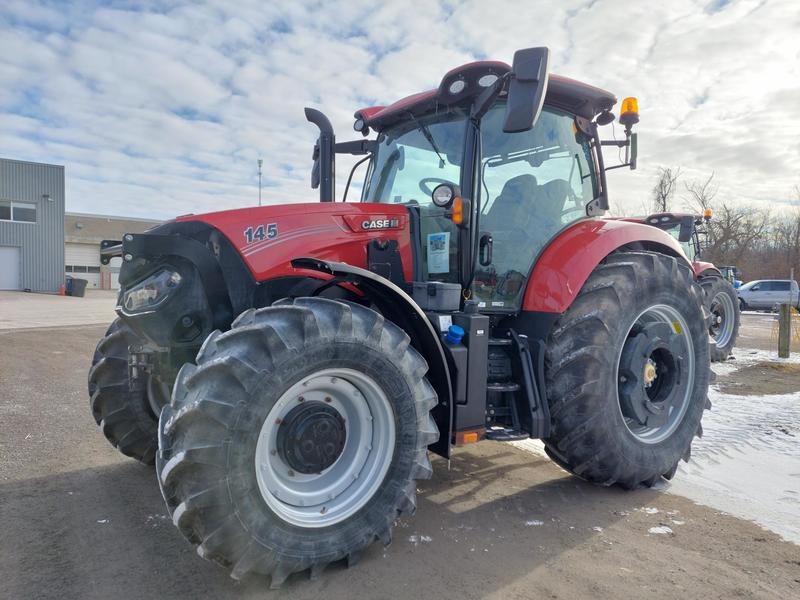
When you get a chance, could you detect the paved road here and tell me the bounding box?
[1,325,798,599]
[0,290,117,330]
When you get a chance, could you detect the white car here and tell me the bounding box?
[736,279,800,310]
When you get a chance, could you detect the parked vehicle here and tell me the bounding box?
[737,279,800,311]
[638,212,740,361]
[89,47,711,587]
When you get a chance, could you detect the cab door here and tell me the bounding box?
[472,105,597,311]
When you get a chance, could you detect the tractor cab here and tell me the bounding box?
[309,48,638,314]
[643,211,712,262]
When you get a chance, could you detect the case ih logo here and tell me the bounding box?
[361,218,400,230]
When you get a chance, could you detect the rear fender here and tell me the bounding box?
[293,258,453,459]
[694,261,721,278]
[523,219,691,313]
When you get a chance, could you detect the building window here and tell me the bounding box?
[87,266,100,273]
[65,266,73,272]
[0,199,37,223]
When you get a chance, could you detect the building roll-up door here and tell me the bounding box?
[0,246,21,290]
[65,242,101,289]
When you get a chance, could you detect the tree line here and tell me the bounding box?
[641,168,799,283]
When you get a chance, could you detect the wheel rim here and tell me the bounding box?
[255,368,396,528]
[709,290,735,348]
[615,304,695,444]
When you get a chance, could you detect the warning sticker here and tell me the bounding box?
[427,232,450,274]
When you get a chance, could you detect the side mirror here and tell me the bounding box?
[503,47,550,133]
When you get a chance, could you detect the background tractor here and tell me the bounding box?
[638,211,740,361]
[89,47,711,587]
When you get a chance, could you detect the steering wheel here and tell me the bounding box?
[419,177,453,196]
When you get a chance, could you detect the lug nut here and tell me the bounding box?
[287,469,295,477]
[298,396,305,403]
[320,506,327,514]
[275,418,282,425]
[324,396,332,403]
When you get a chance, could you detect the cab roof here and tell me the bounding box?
[355,60,617,130]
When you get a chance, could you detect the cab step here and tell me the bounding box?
[485,426,530,442]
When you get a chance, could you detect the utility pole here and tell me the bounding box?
[257,158,263,207]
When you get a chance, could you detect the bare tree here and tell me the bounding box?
[684,172,718,213]
[650,167,681,213]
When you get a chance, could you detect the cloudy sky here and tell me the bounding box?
[1,0,798,219]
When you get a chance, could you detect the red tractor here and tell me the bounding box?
[90,48,710,587]
[636,211,740,361]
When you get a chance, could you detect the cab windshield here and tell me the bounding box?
[362,107,467,282]
[361,108,466,205]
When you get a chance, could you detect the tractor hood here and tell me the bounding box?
[173,202,413,282]
[114,202,414,348]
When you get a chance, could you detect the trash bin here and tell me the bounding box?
[71,278,88,297]
[65,277,74,296]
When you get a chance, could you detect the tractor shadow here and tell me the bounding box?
[0,443,660,599]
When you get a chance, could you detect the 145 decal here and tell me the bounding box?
[243,223,278,244]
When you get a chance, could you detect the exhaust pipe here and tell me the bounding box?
[305,108,335,202]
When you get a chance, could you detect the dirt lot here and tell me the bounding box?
[736,311,800,353]
[717,361,800,395]
[1,321,798,599]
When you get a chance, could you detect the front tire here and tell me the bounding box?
[88,319,159,464]
[701,276,740,362]
[543,251,710,488]
[156,297,438,587]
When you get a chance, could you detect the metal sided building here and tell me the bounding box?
[0,158,65,292]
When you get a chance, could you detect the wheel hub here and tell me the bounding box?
[643,359,657,387]
[277,402,347,474]
[618,321,686,430]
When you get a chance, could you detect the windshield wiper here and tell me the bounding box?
[407,113,446,168]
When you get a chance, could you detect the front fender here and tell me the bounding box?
[292,257,453,459]
[523,218,691,313]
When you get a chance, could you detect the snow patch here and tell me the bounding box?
[525,519,544,527]
[408,534,432,545]
[648,526,673,535]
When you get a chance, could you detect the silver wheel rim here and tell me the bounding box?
[255,368,395,528]
[709,291,735,348]
[615,304,696,444]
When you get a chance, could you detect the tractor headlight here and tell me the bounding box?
[122,268,182,313]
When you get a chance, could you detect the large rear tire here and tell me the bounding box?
[88,319,159,464]
[701,275,740,362]
[156,297,438,587]
[543,251,710,488]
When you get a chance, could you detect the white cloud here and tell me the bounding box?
[0,0,798,220]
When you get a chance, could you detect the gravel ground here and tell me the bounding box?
[1,324,798,599]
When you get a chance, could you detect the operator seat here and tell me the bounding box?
[483,174,538,232]
[538,179,572,225]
